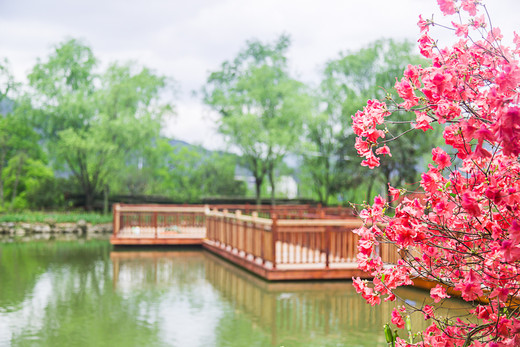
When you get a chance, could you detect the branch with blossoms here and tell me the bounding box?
[351,0,520,346]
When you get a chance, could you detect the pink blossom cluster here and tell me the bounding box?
[351,0,520,345]
[352,100,391,168]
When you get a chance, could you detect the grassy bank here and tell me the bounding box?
[0,212,112,225]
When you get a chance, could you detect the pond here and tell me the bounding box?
[0,240,466,346]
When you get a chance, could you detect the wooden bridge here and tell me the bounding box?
[111,204,399,280]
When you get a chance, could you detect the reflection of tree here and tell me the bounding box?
[111,249,207,310]
[205,252,472,347]
[1,242,474,346]
[1,241,163,347]
[0,241,111,309]
[0,243,49,309]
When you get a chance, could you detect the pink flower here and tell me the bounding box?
[404,64,422,88]
[514,32,520,49]
[415,112,434,131]
[388,185,400,203]
[501,240,520,262]
[432,147,451,170]
[490,287,510,302]
[509,220,520,244]
[437,0,456,15]
[461,192,481,217]
[431,72,449,95]
[472,14,486,28]
[395,78,418,110]
[474,124,495,143]
[418,33,434,58]
[461,0,478,16]
[472,144,491,158]
[350,4,520,342]
[454,269,483,301]
[430,284,450,303]
[496,64,520,93]
[364,127,385,143]
[361,151,380,169]
[487,27,503,42]
[391,308,405,329]
[485,186,503,204]
[417,15,430,33]
[384,293,396,302]
[452,22,469,37]
[474,306,490,320]
[423,305,434,320]
[375,145,391,157]
[354,137,370,156]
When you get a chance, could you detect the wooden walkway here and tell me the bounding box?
[110,204,398,280]
[111,204,206,245]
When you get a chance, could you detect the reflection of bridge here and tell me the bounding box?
[110,249,465,346]
[110,204,398,280]
[109,249,391,346]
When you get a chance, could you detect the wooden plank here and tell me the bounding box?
[277,219,363,227]
[206,210,272,226]
[203,240,371,281]
[118,205,207,213]
[110,237,204,246]
[110,251,203,260]
[204,241,271,279]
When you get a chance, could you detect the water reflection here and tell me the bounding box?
[0,241,472,347]
[0,241,163,346]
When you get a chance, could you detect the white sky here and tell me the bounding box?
[1,0,519,150]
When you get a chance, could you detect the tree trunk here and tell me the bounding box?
[255,176,263,208]
[85,190,94,212]
[268,168,275,206]
[103,184,109,215]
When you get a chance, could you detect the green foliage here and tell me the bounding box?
[0,212,112,224]
[28,39,174,210]
[203,35,311,205]
[3,156,54,210]
[301,39,439,204]
[156,141,246,202]
[0,62,49,210]
[0,37,444,210]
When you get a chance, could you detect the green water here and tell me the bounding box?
[0,240,449,346]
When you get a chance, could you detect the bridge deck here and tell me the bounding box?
[110,204,389,281]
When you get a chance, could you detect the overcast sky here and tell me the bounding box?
[1,0,519,149]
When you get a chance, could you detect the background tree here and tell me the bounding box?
[203,35,311,206]
[302,39,438,205]
[29,40,173,210]
[0,61,49,210]
[156,141,245,202]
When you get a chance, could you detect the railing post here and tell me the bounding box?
[235,210,242,254]
[252,211,258,260]
[325,226,330,269]
[153,211,158,239]
[113,203,120,237]
[223,209,229,248]
[271,213,277,269]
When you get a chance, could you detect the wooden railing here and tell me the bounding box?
[206,209,275,264]
[209,204,355,219]
[113,204,208,239]
[274,218,362,268]
[113,203,399,269]
[205,209,396,269]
